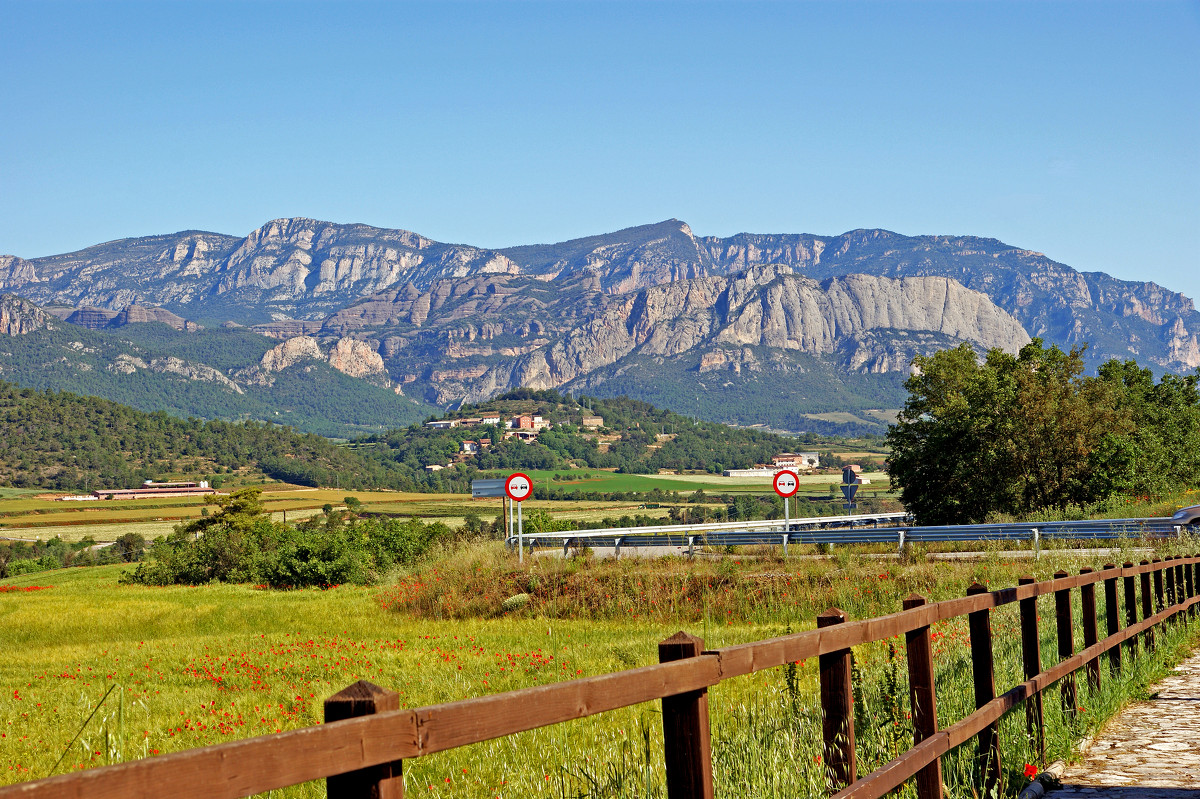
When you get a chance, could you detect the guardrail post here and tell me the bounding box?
[1079,568,1100,692]
[1018,576,1045,763]
[1124,562,1139,658]
[1053,571,1077,719]
[818,607,856,791]
[902,595,944,799]
[1103,564,1122,674]
[1141,561,1154,652]
[1032,528,1040,560]
[966,583,1002,798]
[658,632,715,799]
[325,681,403,799]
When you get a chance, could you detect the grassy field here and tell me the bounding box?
[4,538,1199,797]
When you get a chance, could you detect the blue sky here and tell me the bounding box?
[2,1,1197,300]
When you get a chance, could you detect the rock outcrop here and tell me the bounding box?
[258,336,325,373]
[106,353,244,393]
[0,295,54,336]
[327,338,387,379]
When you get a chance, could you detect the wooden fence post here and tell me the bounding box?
[902,595,944,799]
[1141,561,1155,652]
[1103,564,1122,674]
[325,681,403,799]
[1154,559,1165,614]
[818,607,856,791]
[658,632,715,799]
[1188,555,1197,617]
[1124,562,1139,658]
[1166,556,1177,617]
[966,583,1002,798]
[1018,576,1045,763]
[1053,571,1077,719]
[1174,558,1185,615]
[1079,568,1100,692]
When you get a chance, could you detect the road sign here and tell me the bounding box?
[843,503,857,510]
[505,472,533,502]
[471,478,506,499]
[841,483,859,501]
[773,469,800,498]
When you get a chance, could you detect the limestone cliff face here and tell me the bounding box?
[327,338,387,379]
[486,270,1029,396]
[0,295,54,336]
[248,334,388,383]
[321,267,1029,405]
[0,257,42,290]
[258,336,325,372]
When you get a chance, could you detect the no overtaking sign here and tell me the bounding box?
[505,472,533,502]
[773,469,800,498]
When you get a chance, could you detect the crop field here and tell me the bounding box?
[4,540,1199,798]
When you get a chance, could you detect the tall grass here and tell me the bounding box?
[3,541,1199,798]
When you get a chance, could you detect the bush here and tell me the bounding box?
[121,488,449,589]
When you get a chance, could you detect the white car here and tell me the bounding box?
[1172,505,1200,526]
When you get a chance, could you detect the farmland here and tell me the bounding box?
[4,539,1200,797]
[0,471,894,544]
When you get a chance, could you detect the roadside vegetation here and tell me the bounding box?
[888,340,1200,525]
[5,539,1200,798]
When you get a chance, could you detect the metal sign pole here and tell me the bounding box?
[518,500,524,564]
[784,496,790,558]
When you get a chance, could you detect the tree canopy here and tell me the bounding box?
[886,340,1200,524]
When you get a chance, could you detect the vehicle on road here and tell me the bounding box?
[1172,504,1200,526]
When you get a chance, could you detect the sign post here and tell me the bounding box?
[841,466,860,512]
[505,472,533,563]
[773,469,800,557]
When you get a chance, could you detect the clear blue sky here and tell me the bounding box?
[2,1,1197,301]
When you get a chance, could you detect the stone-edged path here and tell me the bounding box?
[1053,650,1200,797]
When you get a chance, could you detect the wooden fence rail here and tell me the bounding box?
[2,556,1197,799]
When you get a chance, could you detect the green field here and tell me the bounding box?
[3,544,1199,797]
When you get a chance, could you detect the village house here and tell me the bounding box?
[581,415,604,429]
[771,452,820,470]
[424,419,458,430]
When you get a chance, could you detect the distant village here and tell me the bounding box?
[422,413,603,471]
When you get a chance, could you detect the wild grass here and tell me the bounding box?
[3,538,1199,798]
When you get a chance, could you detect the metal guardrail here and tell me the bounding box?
[506,516,1184,558]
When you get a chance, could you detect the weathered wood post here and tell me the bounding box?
[1079,568,1100,692]
[966,583,1002,798]
[1154,558,1165,614]
[325,681,404,799]
[1141,561,1155,652]
[1103,564,1122,674]
[1018,576,1045,762]
[1166,556,1177,618]
[1053,571,1077,719]
[902,595,944,799]
[1124,562,1139,658]
[1174,558,1185,615]
[658,632,715,799]
[818,607,856,791]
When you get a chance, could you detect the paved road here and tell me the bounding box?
[1053,650,1200,797]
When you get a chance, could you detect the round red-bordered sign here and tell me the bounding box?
[505,472,533,502]
[773,469,800,498]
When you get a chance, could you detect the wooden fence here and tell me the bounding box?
[2,555,1198,799]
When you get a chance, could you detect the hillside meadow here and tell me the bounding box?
[5,538,1200,798]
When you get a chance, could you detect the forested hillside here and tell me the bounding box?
[0,383,825,495]
[0,381,401,491]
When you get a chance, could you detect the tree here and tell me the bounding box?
[887,340,1127,524]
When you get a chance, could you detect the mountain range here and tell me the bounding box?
[3,218,1198,434]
